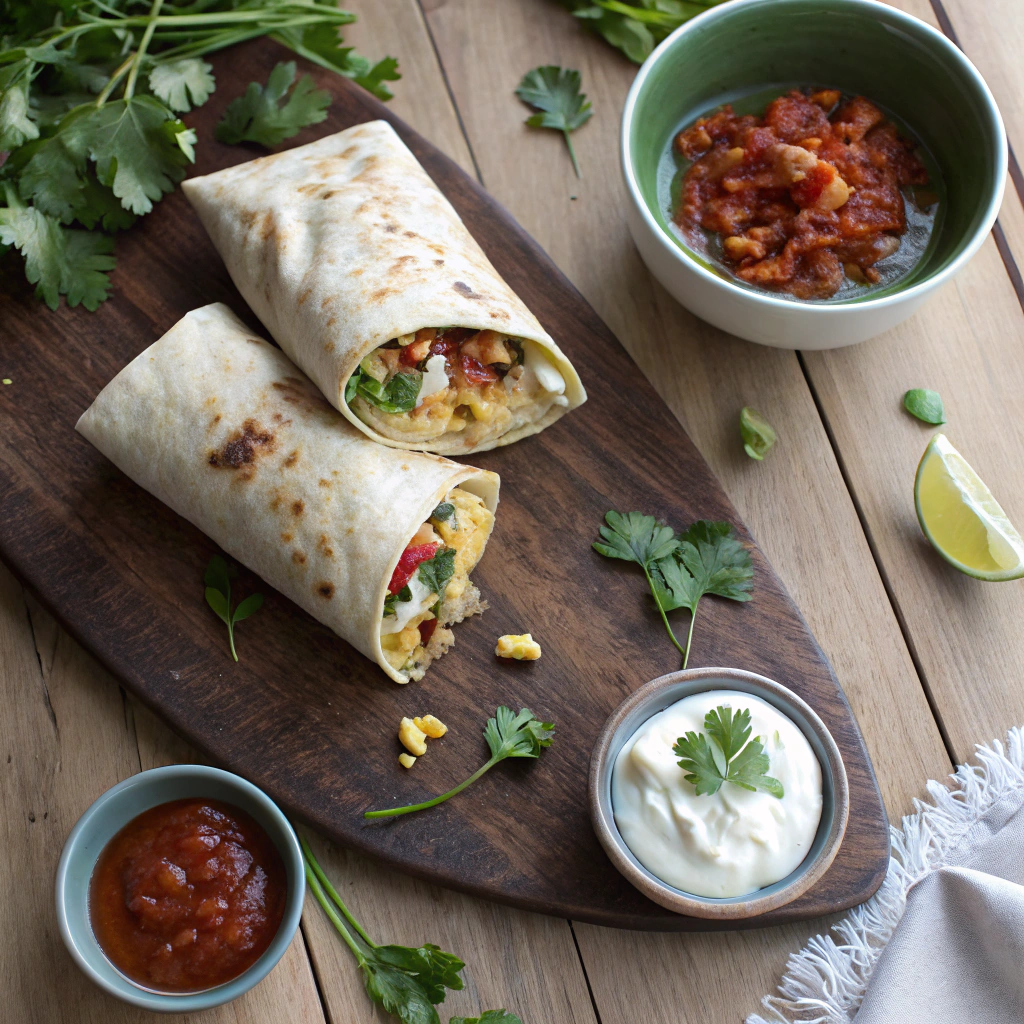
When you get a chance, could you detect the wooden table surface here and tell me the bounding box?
[3,0,1023,1020]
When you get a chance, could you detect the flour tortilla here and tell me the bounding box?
[181,119,585,454]
[75,303,499,683]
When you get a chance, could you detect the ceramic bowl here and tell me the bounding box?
[589,667,849,919]
[55,764,304,1012]
[621,0,1007,349]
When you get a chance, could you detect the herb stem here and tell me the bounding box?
[303,856,367,965]
[300,837,376,948]
[642,565,688,659]
[227,622,238,662]
[124,0,166,100]
[95,54,136,106]
[564,130,582,178]
[364,756,499,819]
[682,603,698,671]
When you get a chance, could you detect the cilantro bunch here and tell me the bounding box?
[0,0,398,311]
[559,0,726,64]
[594,512,753,669]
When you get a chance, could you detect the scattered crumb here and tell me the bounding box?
[398,753,416,769]
[495,633,542,660]
[2,379,11,385]
[413,714,447,738]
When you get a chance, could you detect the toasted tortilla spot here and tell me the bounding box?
[318,534,334,557]
[316,582,335,599]
[297,183,320,196]
[284,450,299,468]
[370,287,395,301]
[318,478,331,488]
[292,499,305,516]
[350,268,364,277]
[340,145,358,159]
[324,341,335,352]
[325,316,337,328]
[211,414,222,425]
[394,255,416,264]
[435,259,444,266]
[321,190,336,200]
[321,295,335,308]
[281,532,293,542]
[259,211,276,242]
[292,550,306,564]
[208,419,276,469]
[384,223,398,233]
[272,377,333,413]
[453,280,483,299]
[298,287,312,305]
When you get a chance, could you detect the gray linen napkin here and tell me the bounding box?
[854,793,1024,1023]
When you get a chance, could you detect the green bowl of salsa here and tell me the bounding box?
[621,0,1006,348]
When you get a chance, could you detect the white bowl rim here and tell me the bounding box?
[620,0,1008,317]
[54,764,305,1012]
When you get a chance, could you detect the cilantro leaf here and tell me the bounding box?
[595,513,753,668]
[740,406,776,460]
[203,554,262,662]
[903,388,946,425]
[417,547,456,604]
[350,368,422,414]
[672,706,783,799]
[216,61,331,148]
[62,97,192,215]
[515,65,592,177]
[148,58,215,113]
[0,77,39,150]
[451,1013,523,1024]
[365,707,555,819]
[383,584,412,618]
[430,501,456,525]
[0,183,115,310]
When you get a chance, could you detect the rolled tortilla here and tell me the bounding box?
[75,303,499,683]
[181,119,586,455]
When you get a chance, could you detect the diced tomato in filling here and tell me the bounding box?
[459,354,500,385]
[418,618,438,645]
[399,345,421,368]
[389,542,440,594]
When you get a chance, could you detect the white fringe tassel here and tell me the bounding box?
[746,727,1024,1024]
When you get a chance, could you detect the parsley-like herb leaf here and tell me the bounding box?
[417,548,456,600]
[903,388,946,425]
[672,706,783,798]
[365,707,555,819]
[149,58,216,114]
[383,584,412,618]
[430,501,457,526]
[204,554,263,662]
[348,368,422,413]
[595,513,753,668]
[302,837,466,1024]
[515,65,592,178]
[216,61,331,147]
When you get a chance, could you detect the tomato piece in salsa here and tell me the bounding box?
[89,798,287,993]
[674,89,932,299]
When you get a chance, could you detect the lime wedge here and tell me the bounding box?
[914,434,1024,581]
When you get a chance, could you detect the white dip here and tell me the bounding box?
[611,690,822,897]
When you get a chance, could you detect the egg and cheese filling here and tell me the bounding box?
[346,328,568,451]
[380,486,494,682]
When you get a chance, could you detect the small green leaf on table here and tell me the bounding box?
[216,61,331,148]
[203,555,263,662]
[903,388,946,425]
[740,406,776,460]
[515,65,593,178]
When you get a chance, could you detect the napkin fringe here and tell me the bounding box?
[746,726,1024,1024]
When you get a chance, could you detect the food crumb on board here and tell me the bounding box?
[2,379,11,385]
[398,753,416,769]
[398,714,447,758]
[495,633,542,660]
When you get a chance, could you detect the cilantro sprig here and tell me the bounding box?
[673,706,784,799]
[594,512,753,669]
[346,367,422,413]
[365,707,555,819]
[0,1,398,310]
[203,554,263,661]
[216,61,330,147]
[515,65,592,178]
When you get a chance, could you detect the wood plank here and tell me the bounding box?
[0,35,888,927]
[0,563,327,1024]
[420,0,951,1019]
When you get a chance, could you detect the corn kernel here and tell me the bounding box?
[398,752,417,769]
[495,633,542,661]
[414,714,448,739]
[398,716,427,756]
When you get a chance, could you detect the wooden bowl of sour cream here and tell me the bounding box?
[589,667,849,920]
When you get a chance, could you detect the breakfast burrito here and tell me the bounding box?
[181,120,586,455]
[76,303,499,683]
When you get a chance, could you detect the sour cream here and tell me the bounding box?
[611,690,822,898]
[380,573,434,634]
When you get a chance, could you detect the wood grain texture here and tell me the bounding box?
[0,33,887,930]
[0,563,327,1024]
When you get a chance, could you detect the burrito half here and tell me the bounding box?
[181,120,586,455]
[76,303,499,683]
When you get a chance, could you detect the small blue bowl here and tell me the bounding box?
[55,765,305,1012]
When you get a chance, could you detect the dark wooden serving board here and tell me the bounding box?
[0,39,888,930]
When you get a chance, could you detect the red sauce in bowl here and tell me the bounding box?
[89,798,287,992]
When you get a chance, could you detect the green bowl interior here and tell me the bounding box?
[630,0,1002,303]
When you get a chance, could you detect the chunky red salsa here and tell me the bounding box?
[675,90,931,299]
[89,798,287,992]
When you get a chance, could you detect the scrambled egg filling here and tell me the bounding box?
[380,488,494,674]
